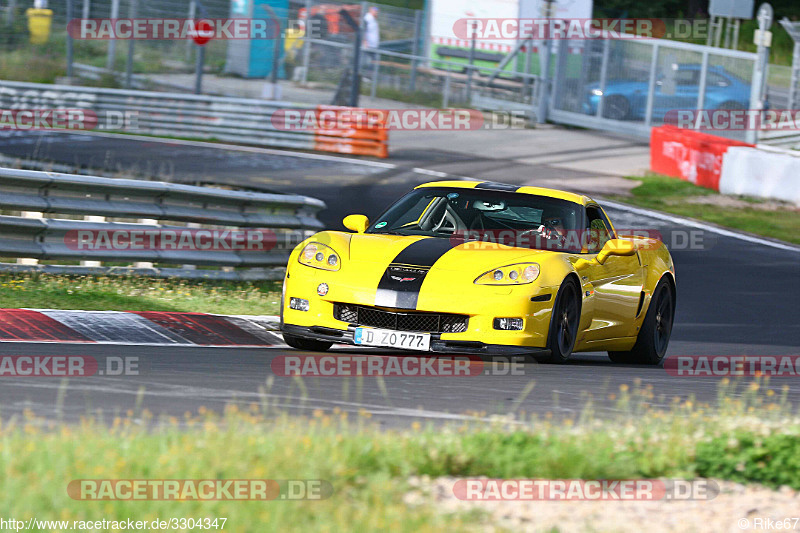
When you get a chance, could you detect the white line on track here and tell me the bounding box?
[412,168,449,177]
[599,198,800,253]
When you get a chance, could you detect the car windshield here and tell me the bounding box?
[367,186,585,253]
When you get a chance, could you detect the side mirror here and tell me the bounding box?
[596,239,636,265]
[343,214,369,233]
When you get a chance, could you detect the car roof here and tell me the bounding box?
[414,180,593,206]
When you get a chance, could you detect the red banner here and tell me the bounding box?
[650,125,753,190]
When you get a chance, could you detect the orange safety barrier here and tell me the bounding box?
[650,125,753,191]
[313,105,389,158]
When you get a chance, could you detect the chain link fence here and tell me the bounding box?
[2,1,799,144]
[549,37,757,141]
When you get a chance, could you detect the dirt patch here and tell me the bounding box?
[675,195,800,212]
[404,476,800,532]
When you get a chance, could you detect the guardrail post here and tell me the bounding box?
[17,211,42,266]
[80,216,105,267]
[182,222,200,270]
[133,218,158,269]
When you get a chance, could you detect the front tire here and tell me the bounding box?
[538,278,581,364]
[608,278,675,365]
[283,333,333,352]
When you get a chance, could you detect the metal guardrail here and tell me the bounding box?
[0,167,326,280]
[0,80,388,158]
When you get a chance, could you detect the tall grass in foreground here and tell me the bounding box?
[0,378,798,531]
[0,273,281,315]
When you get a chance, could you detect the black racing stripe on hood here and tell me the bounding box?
[474,181,520,191]
[375,238,457,310]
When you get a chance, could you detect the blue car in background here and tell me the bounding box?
[583,64,751,120]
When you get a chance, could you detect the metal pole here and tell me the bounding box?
[595,39,611,118]
[125,0,138,88]
[536,0,553,124]
[409,9,421,92]
[370,52,379,98]
[300,0,312,84]
[644,43,659,128]
[7,0,15,25]
[66,0,74,79]
[732,19,740,50]
[443,69,451,108]
[271,17,281,86]
[523,37,531,98]
[351,35,362,106]
[714,17,723,48]
[466,30,476,103]
[81,0,90,20]
[194,45,205,94]
[748,3,773,144]
[790,41,800,109]
[186,0,196,63]
[106,0,119,70]
[695,50,709,121]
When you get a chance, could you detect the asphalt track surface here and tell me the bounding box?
[1,131,799,427]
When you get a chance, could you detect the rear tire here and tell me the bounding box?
[537,278,581,364]
[608,278,674,365]
[283,333,333,352]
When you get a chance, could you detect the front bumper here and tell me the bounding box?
[281,323,552,357]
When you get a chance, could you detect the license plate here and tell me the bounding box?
[354,327,430,351]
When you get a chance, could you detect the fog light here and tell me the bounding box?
[317,283,329,296]
[289,297,309,311]
[494,317,523,330]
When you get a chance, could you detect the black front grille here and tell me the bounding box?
[333,303,468,333]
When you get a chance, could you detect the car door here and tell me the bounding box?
[578,205,645,342]
[653,67,700,117]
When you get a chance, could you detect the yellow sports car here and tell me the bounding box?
[280,181,676,364]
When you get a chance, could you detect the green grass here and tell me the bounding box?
[0,274,281,315]
[0,378,798,530]
[611,174,800,245]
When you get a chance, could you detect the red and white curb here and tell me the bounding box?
[0,309,284,347]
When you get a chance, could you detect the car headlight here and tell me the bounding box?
[474,263,539,285]
[591,88,603,96]
[298,242,341,271]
